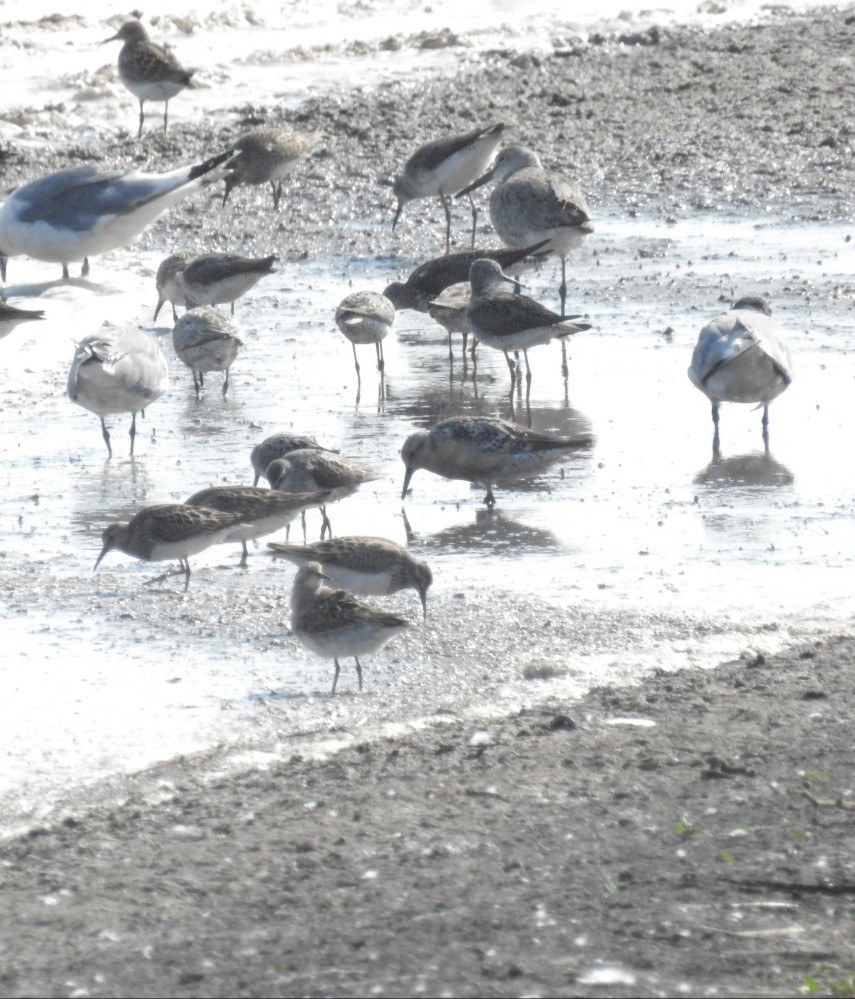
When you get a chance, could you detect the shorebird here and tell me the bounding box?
[185,485,330,565]
[153,252,192,322]
[0,300,44,339]
[269,536,433,620]
[334,290,395,377]
[457,145,593,317]
[266,449,379,539]
[290,561,410,694]
[222,127,319,209]
[401,415,593,508]
[250,433,337,487]
[688,295,794,446]
[178,253,277,315]
[382,240,550,313]
[427,281,473,361]
[67,326,169,456]
[466,259,591,388]
[392,123,504,254]
[103,20,194,138]
[0,149,233,281]
[94,503,244,591]
[172,306,244,398]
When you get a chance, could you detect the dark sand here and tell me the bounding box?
[2,9,855,998]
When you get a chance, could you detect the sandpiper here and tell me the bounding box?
[457,145,593,317]
[290,561,410,694]
[185,485,330,565]
[382,240,549,313]
[266,449,379,539]
[0,150,233,281]
[427,281,473,361]
[392,123,504,254]
[0,300,44,339]
[178,253,277,316]
[688,295,794,447]
[103,20,194,138]
[172,306,244,398]
[466,258,591,387]
[334,290,395,377]
[269,536,433,619]
[250,433,337,487]
[67,326,169,457]
[153,252,192,323]
[222,127,320,209]
[95,503,244,590]
[401,415,593,508]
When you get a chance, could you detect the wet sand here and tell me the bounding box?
[2,8,855,997]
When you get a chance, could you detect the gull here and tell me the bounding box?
[0,300,44,340]
[222,127,320,209]
[67,326,169,456]
[153,252,192,323]
[179,253,277,315]
[250,433,337,487]
[266,449,379,539]
[0,149,234,281]
[172,306,244,398]
[103,20,194,138]
[269,536,433,620]
[334,290,395,377]
[688,295,794,446]
[95,503,244,591]
[382,240,550,313]
[466,259,591,388]
[290,561,410,694]
[185,485,330,565]
[392,123,504,254]
[457,145,593,316]
[401,415,593,508]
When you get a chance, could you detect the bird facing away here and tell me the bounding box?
[382,239,550,313]
[250,433,337,487]
[153,252,192,323]
[95,503,244,591]
[103,20,194,138]
[172,306,244,398]
[0,149,234,281]
[266,449,380,539]
[290,561,410,694]
[427,281,473,361]
[392,123,504,254]
[179,253,278,315]
[67,327,169,457]
[466,258,591,387]
[0,300,45,340]
[185,485,331,565]
[688,295,794,446]
[222,127,320,209]
[401,415,593,508]
[457,145,593,317]
[269,536,433,620]
[334,290,395,377]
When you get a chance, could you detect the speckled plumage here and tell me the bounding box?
[250,433,336,487]
[172,306,244,397]
[223,127,319,208]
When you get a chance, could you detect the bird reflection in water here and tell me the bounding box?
[402,504,559,555]
[694,443,794,489]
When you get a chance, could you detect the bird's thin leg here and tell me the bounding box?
[331,659,341,695]
[230,301,235,316]
[240,541,249,566]
[467,192,478,249]
[352,343,361,379]
[438,192,452,256]
[137,101,145,139]
[559,255,568,318]
[376,340,384,374]
[81,258,90,277]
[711,401,720,431]
[62,263,70,280]
[222,368,229,397]
[192,371,202,399]
[504,350,516,388]
[181,558,191,591]
[354,657,363,692]
[320,506,332,540]
[128,412,137,456]
[163,100,169,135]
[762,404,770,452]
[447,330,454,366]
[484,485,496,509]
[524,349,533,386]
[272,180,283,210]
[561,339,569,382]
[100,417,112,457]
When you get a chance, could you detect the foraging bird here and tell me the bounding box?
[457,145,593,317]
[172,306,244,398]
[466,258,591,388]
[290,561,410,694]
[334,290,395,377]
[103,20,194,138]
[222,127,319,209]
[67,326,169,457]
[392,123,504,254]
[0,300,44,339]
[185,485,330,565]
[401,415,593,508]
[0,150,234,281]
[427,281,473,361]
[94,503,244,591]
[688,295,794,446]
[179,253,277,315]
[153,252,192,323]
[269,536,433,620]
[250,433,337,487]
